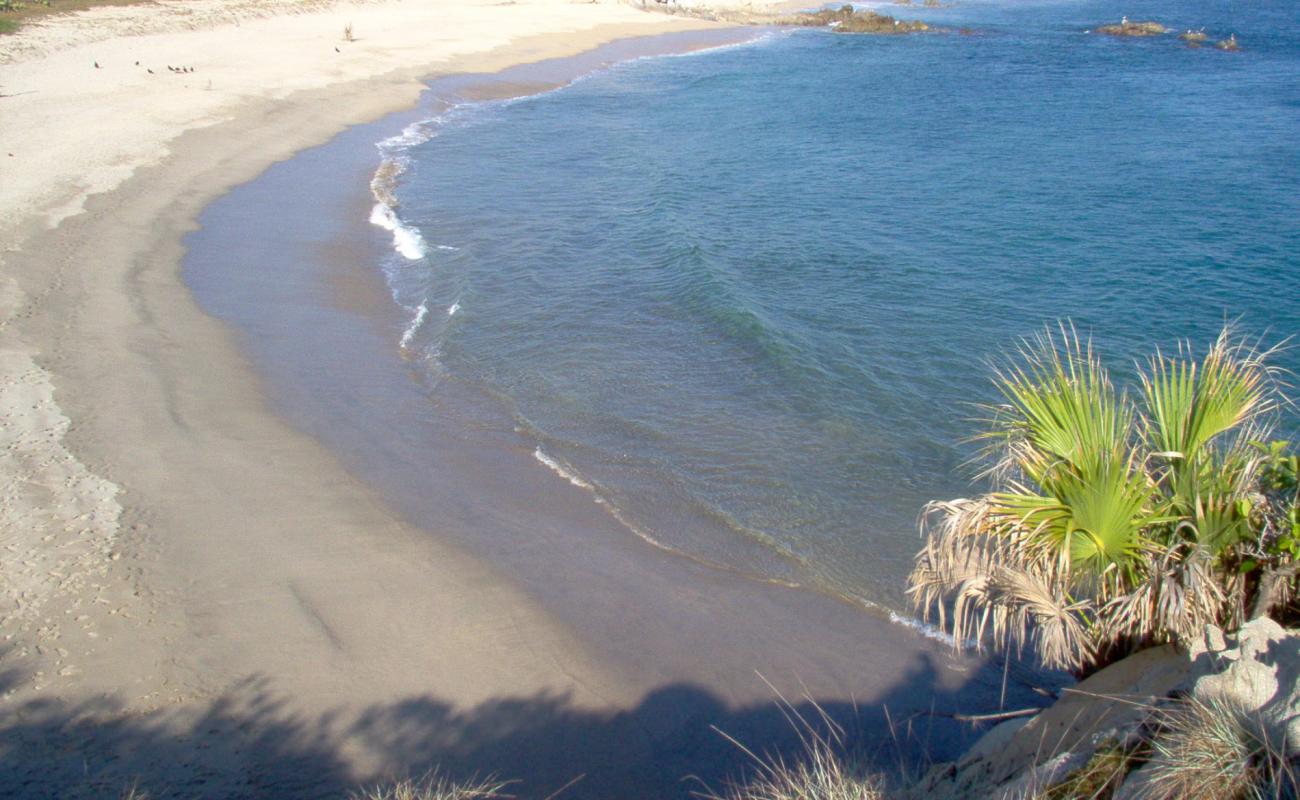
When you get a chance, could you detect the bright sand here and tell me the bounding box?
[0,2,1026,795]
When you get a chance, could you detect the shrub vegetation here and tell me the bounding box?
[909,325,1298,675]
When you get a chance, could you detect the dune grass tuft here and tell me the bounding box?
[703,680,890,800]
[705,736,887,800]
[349,772,512,800]
[1141,696,1297,800]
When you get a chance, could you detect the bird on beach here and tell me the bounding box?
[147,68,154,74]
[94,61,101,69]
[334,46,340,52]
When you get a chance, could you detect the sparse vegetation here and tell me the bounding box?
[909,325,1298,675]
[704,684,893,800]
[1141,696,1297,799]
[0,0,153,35]
[707,739,886,800]
[349,773,513,800]
[343,20,354,42]
[1037,743,1137,799]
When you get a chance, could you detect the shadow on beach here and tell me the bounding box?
[0,647,1057,799]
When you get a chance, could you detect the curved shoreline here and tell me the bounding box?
[0,7,732,794]
[0,5,1042,795]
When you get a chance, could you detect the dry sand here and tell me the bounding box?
[0,1,765,794]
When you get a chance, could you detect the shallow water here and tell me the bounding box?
[369,0,1300,612]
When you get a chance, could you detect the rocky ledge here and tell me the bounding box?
[913,618,1300,799]
[786,5,931,34]
[1095,20,1168,36]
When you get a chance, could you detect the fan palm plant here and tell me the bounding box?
[909,325,1292,674]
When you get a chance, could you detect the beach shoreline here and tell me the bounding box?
[0,3,1036,795]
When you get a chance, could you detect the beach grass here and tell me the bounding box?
[0,0,152,33]
[1141,697,1297,799]
[349,773,513,800]
[703,739,886,800]
[703,685,891,800]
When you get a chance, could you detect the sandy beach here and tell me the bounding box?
[0,2,1037,796]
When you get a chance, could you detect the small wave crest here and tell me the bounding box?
[368,115,450,261]
[533,447,595,491]
[369,201,428,261]
[399,301,429,351]
[532,446,697,557]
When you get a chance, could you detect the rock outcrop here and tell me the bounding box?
[1189,617,1300,756]
[912,620,1300,799]
[1094,20,1168,37]
[788,5,930,34]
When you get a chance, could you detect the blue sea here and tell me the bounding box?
[369,0,1300,614]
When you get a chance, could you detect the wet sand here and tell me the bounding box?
[0,3,1051,797]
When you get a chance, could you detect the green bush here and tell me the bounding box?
[909,325,1298,674]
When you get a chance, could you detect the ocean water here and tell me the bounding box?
[371,0,1300,613]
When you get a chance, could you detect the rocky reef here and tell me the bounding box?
[1180,29,1208,42]
[1217,34,1240,51]
[787,5,930,34]
[913,618,1300,799]
[1094,19,1168,36]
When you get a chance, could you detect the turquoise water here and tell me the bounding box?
[376,0,1300,612]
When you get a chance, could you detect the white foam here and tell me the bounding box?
[888,610,979,649]
[533,447,595,491]
[378,117,441,152]
[447,302,460,317]
[369,202,428,261]
[399,301,429,350]
[436,245,459,251]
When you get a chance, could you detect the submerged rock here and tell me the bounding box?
[1094,19,1168,37]
[787,5,930,34]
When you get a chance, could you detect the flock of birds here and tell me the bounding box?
[92,59,196,74]
[93,42,346,74]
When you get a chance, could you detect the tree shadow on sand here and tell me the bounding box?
[0,649,1064,799]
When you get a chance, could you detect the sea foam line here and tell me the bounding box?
[398,301,429,350]
[368,112,463,262]
[532,452,963,647]
[533,447,596,491]
[887,610,979,650]
[532,446,700,556]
